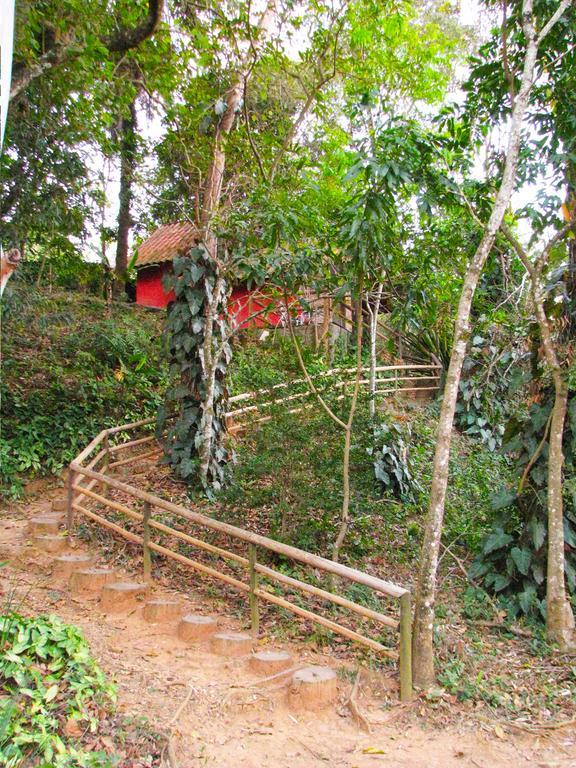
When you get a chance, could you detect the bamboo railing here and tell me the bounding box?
[68,408,417,700]
[225,363,442,431]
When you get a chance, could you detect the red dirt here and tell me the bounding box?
[1,495,575,768]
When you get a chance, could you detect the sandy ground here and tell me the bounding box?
[1,496,575,768]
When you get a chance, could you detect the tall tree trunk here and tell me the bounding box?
[530,267,574,645]
[502,217,575,647]
[332,283,364,564]
[412,0,556,688]
[368,283,384,420]
[195,3,276,489]
[115,98,137,292]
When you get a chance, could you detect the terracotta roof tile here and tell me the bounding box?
[135,222,197,267]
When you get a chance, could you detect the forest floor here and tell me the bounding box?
[2,488,576,768]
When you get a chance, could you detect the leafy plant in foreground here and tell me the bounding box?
[0,613,116,767]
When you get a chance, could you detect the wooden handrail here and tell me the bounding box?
[70,463,407,599]
[68,377,418,700]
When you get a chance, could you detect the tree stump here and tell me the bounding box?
[178,614,218,643]
[70,567,116,595]
[100,582,148,613]
[210,632,253,657]
[32,534,67,553]
[51,498,67,513]
[143,600,182,624]
[28,516,63,535]
[288,666,337,710]
[249,649,293,675]
[52,553,94,579]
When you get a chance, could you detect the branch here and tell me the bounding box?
[105,0,164,53]
[536,0,572,46]
[284,292,348,430]
[10,0,164,101]
[242,83,267,183]
[501,0,516,106]
[517,410,552,494]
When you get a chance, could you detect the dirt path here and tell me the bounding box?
[2,495,575,768]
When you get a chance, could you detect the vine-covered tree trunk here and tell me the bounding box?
[115,98,137,292]
[159,250,233,491]
[191,3,275,489]
[412,0,562,688]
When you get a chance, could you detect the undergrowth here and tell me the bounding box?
[0,613,116,767]
[0,285,167,499]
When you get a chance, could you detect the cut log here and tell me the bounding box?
[51,498,67,513]
[210,632,253,657]
[288,666,338,710]
[249,649,293,675]
[32,534,67,553]
[178,614,218,643]
[28,516,62,535]
[100,582,149,613]
[143,599,182,623]
[70,567,116,595]
[52,553,94,579]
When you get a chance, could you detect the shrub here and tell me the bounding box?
[0,613,116,767]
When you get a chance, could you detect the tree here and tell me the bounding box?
[10,0,164,102]
[412,0,573,688]
[502,221,575,645]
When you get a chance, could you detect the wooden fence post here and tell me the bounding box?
[143,501,152,581]
[249,544,259,637]
[101,432,110,498]
[66,465,76,536]
[399,592,413,702]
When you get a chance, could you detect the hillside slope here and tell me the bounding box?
[1,285,166,498]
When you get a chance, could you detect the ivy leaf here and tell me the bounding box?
[527,517,546,551]
[482,528,513,554]
[518,586,538,615]
[510,547,531,576]
[44,684,59,702]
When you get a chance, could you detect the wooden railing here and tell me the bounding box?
[68,414,415,701]
[225,363,442,431]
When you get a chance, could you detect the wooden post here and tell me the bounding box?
[399,592,413,702]
[249,544,259,638]
[66,466,76,536]
[102,432,110,496]
[143,501,152,582]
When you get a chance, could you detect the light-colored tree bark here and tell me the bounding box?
[196,3,277,487]
[502,220,575,647]
[367,282,384,419]
[412,0,572,688]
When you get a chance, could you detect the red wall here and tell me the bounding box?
[136,265,308,329]
[136,263,174,309]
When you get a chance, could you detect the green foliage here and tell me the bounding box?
[369,421,421,503]
[455,331,524,451]
[1,286,166,498]
[158,248,234,493]
[0,613,116,767]
[469,395,576,619]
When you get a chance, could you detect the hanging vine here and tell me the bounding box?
[157,246,234,493]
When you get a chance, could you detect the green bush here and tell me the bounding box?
[368,421,421,503]
[0,613,116,767]
[1,286,167,498]
[469,395,576,619]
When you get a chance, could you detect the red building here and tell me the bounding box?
[134,222,304,329]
